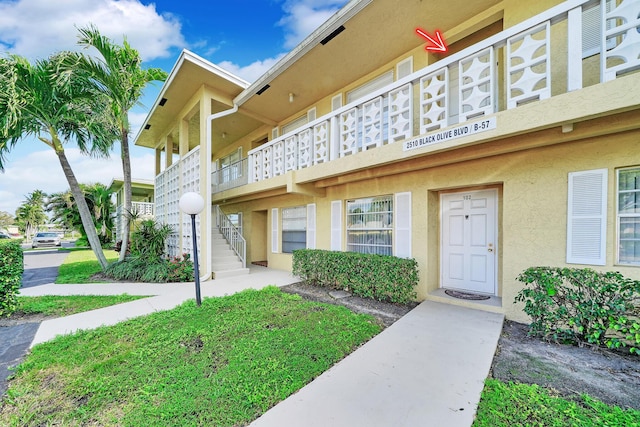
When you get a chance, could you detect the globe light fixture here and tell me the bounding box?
[179,192,205,306]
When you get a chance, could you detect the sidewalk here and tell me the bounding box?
[250,300,504,427]
[24,266,298,347]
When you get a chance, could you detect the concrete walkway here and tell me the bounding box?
[22,266,298,347]
[14,266,504,426]
[250,300,503,427]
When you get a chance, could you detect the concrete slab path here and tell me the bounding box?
[250,300,504,427]
[25,266,298,347]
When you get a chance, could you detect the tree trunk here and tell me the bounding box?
[119,130,132,262]
[55,148,109,269]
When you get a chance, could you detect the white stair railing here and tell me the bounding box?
[214,205,246,269]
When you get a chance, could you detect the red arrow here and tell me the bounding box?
[416,28,448,53]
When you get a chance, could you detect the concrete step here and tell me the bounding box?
[212,254,240,263]
[212,260,243,270]
[212,268,250,279]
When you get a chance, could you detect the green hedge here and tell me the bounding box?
[516,267,640,354]
[0,240,24,317]
[292,249,418,304]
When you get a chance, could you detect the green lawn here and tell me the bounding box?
[55,248,119,284]
[15,295,147,317]
[0,287,381,426]
[473,379,640,426]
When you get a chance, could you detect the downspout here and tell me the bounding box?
[203,104,239,281]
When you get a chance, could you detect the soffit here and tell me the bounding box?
[238,0,501,123]
[136,53,248,149]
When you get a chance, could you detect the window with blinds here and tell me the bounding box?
[617,167,640,265]
[346,196,393,255]
[282,206,307,253]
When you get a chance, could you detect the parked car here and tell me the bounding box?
[32,232,62,248]
[0,232,10,239]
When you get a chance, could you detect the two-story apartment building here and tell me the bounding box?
[134,0,640,321]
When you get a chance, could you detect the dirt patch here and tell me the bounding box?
[282,282,640,410]
[281,282,418,327]
[0,312,55,327]
[490,320,640,410]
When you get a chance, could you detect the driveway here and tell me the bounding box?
[0,249,70,396]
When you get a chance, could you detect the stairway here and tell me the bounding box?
[211,229,250,279]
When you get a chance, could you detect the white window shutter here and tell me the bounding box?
[331,200,342,250]
[394,192,412,258]
[307,107,317,122]
[567,169,608,265]
[271,208,279,253]
[396,57,413,79]
[306,203,316,249]
[331,94,343,111]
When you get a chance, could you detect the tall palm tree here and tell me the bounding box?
[73,25,168,261]
[0,53,118,269]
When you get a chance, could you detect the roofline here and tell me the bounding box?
[233,0,373,106]
[134,49,250,145]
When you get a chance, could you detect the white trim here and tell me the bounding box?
[271,208,279,253]
[567,168,608,265]
[307,203,317,249]
[331,200,343,250]
[394,192,412,258]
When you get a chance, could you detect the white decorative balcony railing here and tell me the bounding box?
[247,0,640,184]
[212,157,248,194]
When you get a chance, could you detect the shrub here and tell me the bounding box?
[105,254,194,283]
[292,249,418,304]
[130,219,173,261]
[0,240,24,317]
[515,267,640,354]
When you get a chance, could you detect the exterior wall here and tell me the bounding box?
[222,128,640,322]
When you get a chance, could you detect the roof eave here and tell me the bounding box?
[233,0,373,106]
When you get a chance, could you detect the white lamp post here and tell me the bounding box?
[179,192,205,306]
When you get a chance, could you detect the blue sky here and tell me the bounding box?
[0,0,348,216]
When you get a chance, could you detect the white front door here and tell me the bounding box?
[441,189,497,294]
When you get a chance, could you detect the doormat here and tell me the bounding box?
[444,289,490,300]
[252,261,268,267]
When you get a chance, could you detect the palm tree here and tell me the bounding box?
[15,192,48,241]
[48,184,115,245]
[73,25,168,261]
[0,53,118,269]
[47,190,79,235]
[85,183,115,244]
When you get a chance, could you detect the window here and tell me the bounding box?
[346,70,394,104]
[217,148,242,184]
[617,167,640,265]
[347,196,393,255]
[282,206,306,253]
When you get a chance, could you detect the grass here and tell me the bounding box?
[55,248,119,284]
[0,287,381,426]
[14,295,148,317]
[473,379,640,426]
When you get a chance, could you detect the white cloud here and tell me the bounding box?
[0,0,186,61]
[278,0,348,49]
[217,54,287,83]
[0,147,155,215]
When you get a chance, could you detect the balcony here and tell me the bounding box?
[212,157,248,194]
[245,0,639,186]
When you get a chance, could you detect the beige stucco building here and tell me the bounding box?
[134,0,640,321]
